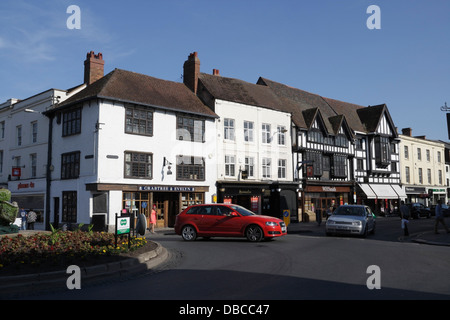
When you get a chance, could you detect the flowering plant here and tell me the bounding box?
[0,228,147,272]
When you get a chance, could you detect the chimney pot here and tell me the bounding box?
[213,69,220,76]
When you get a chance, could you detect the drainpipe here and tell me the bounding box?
[45,113,54,231]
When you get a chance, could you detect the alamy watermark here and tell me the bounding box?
[366,265,381,290]
[66,5,81,30]
[367,5,381,30]
[66,265,81,289]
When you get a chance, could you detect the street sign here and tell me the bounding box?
[117,216,130,235]
[283,209,290,227]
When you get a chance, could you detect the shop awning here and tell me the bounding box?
[390,185,407,199]
[358,183,377,199]
[369,184,398,199]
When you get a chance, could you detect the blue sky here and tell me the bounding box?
[1,0,449,140]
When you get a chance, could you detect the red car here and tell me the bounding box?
[174,204,287,242]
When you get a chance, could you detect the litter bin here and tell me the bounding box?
[92,214,106,232]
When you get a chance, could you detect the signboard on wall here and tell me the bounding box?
[12,167,21,177]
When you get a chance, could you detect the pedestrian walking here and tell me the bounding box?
[19,208,27,230]
[434,199,449,234]
[27,209,37,230]
[399,201,410,236]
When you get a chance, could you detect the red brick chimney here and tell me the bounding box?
[183,52,200,93]
[84,51,104,85]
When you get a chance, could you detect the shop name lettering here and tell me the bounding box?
[139,186,195,192]
[17,182,35,190]
[322,186,336,192]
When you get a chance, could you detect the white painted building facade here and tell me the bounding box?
[399,128,446,205]
[0,88,82,229]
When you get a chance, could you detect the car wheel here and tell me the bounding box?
[246,225,263,242]
[181,225,197,241]
[361,225,368,238]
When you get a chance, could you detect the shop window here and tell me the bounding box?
[181,192,204,209]
[176,155,205,181]
[62,191,77,223]
[61,151,80,179]
[93,193,107,213]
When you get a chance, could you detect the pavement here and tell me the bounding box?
[1,219,449,299]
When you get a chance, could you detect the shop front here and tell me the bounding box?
[302,183,352,222]
[9,179,46,229]
[87,183,208,229]
[356,183,406,215]
[404,186,428,205]
[216,181,298,221]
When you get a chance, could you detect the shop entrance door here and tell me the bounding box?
[153,193,179,228]
[317,197,336,220]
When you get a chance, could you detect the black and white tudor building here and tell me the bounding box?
[256,78,406,220]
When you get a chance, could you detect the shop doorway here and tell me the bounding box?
[315,197,336,220]
[153,193,179,228]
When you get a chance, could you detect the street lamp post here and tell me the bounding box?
[441,102,450,139]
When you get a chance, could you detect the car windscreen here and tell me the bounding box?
[334,206,365,216]
[229,205,255,216]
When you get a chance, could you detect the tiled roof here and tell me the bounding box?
[52,69,217,118]
[258,77,393,136]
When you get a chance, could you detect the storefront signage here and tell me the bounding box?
[405,187,425,193]
[117,216,130,235]
[115,214,131,249]
[17,182,35,190]
[12,167,21,177]
[139,186,195,192]
[305,186,350,193]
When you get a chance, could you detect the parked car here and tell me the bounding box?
[325,205,376,237]
[174,204,287,242]
[406,203,431,219]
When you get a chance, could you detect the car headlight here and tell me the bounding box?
[327,220,335,224]
[266,221,278,226]
[352,221,362,226]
